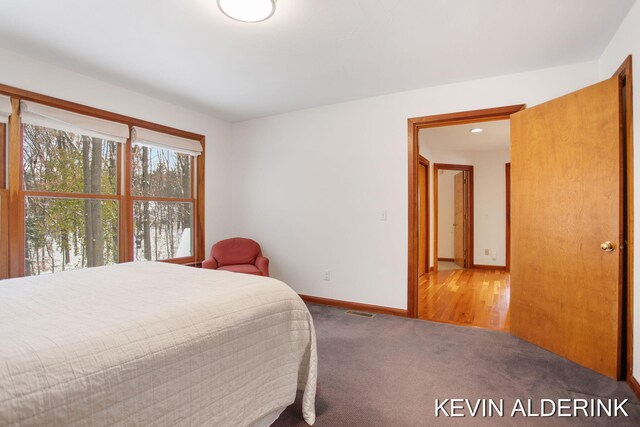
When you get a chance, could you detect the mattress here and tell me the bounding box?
[0,262,317,426]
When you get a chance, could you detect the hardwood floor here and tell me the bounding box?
[418,268,510,331]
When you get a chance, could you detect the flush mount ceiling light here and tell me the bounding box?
[217,0,277,23]
[470,128,483,133]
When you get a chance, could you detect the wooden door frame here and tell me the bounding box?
[433,163,473,269]
[615,56,635,386]
[407,104,525,318]
[418,155,430,276]
[506,163,511,272]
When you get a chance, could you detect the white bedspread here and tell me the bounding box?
[0,262,316,426]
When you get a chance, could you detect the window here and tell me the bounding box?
[131,145,193,261]
[23,125,120,275]
[0,92,205,278]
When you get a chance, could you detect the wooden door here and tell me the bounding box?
[418,161,428,276]
[510,77,622,379]
[453,172,465,268]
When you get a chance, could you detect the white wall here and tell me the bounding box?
[232,61,598,309]
[0,48,234,250]
[436,170,457,259]
[598,0,640,380]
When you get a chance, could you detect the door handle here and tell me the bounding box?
[600,241,615,252]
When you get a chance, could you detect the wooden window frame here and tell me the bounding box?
[0,122,5,189]
[0,123,7,279]
[129,144,197,263]
[0,84,206,278]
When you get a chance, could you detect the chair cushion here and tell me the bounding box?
[218,264,262,275]
[212,238,261,267]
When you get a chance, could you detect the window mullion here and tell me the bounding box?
[8,99,24,278]
[121,131,133,262]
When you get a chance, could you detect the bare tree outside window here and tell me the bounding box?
[22,125,195,274]
[23,125,119,275]
[131,145,193,261]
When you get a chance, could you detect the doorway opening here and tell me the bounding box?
[416,119,511,331]
[433,163,473,270]
[408,56,633,383]
[408,105,522,322]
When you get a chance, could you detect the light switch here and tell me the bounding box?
[380,209,388,221]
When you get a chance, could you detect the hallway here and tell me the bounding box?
[418,268,510,331]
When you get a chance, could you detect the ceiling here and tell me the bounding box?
[420,120,510,153]
[0,0,635,122]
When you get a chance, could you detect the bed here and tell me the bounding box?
[0,262,317,426]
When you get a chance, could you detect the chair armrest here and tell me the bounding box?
[202,257,218,270]
[255,255,269,277]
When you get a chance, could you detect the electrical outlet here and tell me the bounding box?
[324,270,331,281]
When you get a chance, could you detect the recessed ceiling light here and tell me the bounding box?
[470,128,483,133]
[217,0,277,23]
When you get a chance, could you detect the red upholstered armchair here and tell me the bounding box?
[202,238,269,276]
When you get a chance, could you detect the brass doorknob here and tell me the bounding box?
[601,241,615,252]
